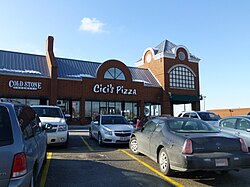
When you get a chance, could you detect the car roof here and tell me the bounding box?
[31,105,60,108]
[221,115,250,119]
[154,116,193,120]
[0,101,28,108]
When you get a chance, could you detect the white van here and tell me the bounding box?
[32,105,69,147]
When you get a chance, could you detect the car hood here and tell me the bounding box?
[103,124,134,131]
[39,117,65,124]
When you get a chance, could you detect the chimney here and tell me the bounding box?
[45,36,58,105]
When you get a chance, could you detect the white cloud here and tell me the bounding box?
[79,17,106,33]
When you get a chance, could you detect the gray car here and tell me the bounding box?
[89,114,134,146]
[0,102,49,187]
[217,116,250,151]
[129,117,250,176]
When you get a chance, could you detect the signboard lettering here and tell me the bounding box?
[9,80,42,90]
[93,84,136,95]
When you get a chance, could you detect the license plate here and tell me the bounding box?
[215,159,228,167]
[120,137,128,141]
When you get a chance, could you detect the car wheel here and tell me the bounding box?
[98,133,103,146]
[129,136,140,155]
[89,128,92,139]
[158,148,173,176]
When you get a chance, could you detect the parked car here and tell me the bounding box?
[178,111,220,125]
[129,117,250,176]
[89,114,134,146]
[31,105,69,147]
[216,116,250,151]
[0,102,50,187]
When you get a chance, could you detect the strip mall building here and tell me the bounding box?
[0,36,201,125]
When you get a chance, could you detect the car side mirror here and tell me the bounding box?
[65,114,71,118]
[94,121,99,125]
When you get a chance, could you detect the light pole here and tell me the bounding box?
[203,96,206,111]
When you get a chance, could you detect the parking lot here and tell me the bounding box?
[36,127,250,187]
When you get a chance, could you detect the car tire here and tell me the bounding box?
[29,172,34,187]
[89,128,92,139]
[129,136,140,155]
[98,133,103,146]
[62,134,69,148]
[30,166,37,187]
[43,151,47,165]
[158,148,173,176]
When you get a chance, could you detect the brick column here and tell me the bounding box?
[46,36,58,105]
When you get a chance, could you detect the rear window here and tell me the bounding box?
[198,112,220,121]
[167,119,219,133]
[0,106,13,146]
[32,107,63,118]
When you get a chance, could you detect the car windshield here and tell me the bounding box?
[167,119,220,133]
[33,107,63,118]
[101,116,128,125]
[197,112,220,121]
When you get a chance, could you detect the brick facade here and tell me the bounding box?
[0,36,201,125]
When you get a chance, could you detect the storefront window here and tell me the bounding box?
[100,101,107,114]
[115,102,122,115]
[85,101,91,117]
[5,98,41,105]
[151,104,161,116]
[72,101,80,119]
[57,100,80,120]
[57,100,70,114]
[124,102,138,122]
[84,101,137,120]
[145,103,161,116]
[133,103,138,118]
[92,101,99,118]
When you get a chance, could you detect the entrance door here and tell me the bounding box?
[100,107,108,114]
[108,107,115,114]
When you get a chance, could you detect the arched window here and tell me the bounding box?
[169,66,195,89]
[104,67,125,80]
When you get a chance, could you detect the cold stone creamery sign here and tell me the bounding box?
[9,80,42,90]
[93,84,137,95]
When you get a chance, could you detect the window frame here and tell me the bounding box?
[104,67,125,80]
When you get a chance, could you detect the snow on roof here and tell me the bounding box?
[66,74,94,78]
[0,68,42,74]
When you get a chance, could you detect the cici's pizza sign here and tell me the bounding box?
[8,80,42,91]
[93,83,137,95]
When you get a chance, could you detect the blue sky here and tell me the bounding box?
[1,0,250,114]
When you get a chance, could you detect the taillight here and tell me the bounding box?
[240,138,248,153]
[182,139,193,154]
[12,153,27,178]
